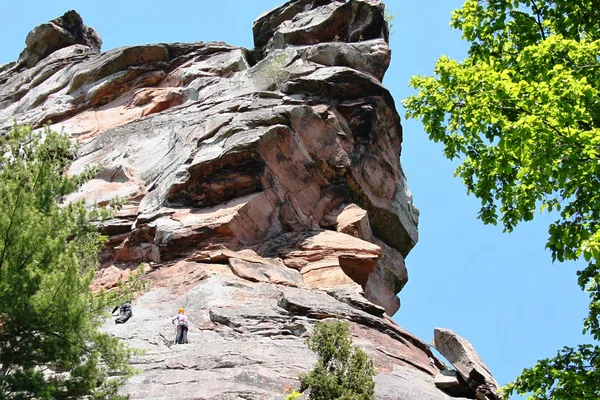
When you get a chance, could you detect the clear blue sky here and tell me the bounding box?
[0,0,591,396]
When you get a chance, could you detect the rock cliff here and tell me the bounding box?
[0,1,496,399]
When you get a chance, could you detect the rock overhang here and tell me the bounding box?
[0,0,420,316]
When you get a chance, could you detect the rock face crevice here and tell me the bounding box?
[0,1,498,399]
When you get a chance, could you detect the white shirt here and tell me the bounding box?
[172,314,188,326]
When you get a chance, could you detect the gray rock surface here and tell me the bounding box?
[432,328,500,400]
[105,271,465,399]
[376,366,471,400]
[18,10,102,68]
[435,370,475,399]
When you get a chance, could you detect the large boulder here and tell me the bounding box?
[254,0,389,56]
[432,328,501,400]
[18,10,102,68]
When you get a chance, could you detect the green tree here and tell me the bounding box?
[0,125,139,399]
[404,1,600,398]
[300,319,375,400]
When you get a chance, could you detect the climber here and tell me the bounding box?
[112,302,132,324]
[171,307,189,344]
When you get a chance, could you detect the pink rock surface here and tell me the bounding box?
[0,0,419,316]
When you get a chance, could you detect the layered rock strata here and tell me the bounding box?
[0,1,496,399]
[0,0,418,317]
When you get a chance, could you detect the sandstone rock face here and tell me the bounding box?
[104,271,471,399]
[0,1,493,399]
[0,0,418,317]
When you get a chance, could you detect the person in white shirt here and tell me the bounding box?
[171,307,189,344]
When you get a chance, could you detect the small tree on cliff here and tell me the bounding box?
[300,319,375,400]
[405,1,600,398]
[0,125,138,399]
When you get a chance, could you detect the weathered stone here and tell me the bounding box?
[305,39,391,81]
[327,203,374,240]
[98,219,134,236]
[364,268,401,316]
[325,284,385,317]
[375,366,472,400]
[0,0,418,314]
[266,0,387,51]
[18,10,101,68]
[435,370,476,399]
[92,264,135,291]
[96,274,464,399]
[279,230,381,289]
[228,256,304,286]
[373,238,408,293]
[432,328,500,400]
[361,237,409,315]
[253,0,339,48]
[283,66,390,103]
[0,61,16,74]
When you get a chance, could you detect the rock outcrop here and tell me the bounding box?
[17,10,102,68]
[0,1,497,399]
[432,328,501,400]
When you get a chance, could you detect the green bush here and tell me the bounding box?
[300,320,375,400]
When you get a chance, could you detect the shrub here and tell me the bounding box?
[300,320,375,400]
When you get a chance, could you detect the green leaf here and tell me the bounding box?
[404,1,600,398]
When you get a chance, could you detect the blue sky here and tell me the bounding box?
[0,0,591,396]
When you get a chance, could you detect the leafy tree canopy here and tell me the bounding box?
[300,319,375,400]
[405,1,600,398]
[0,125,141,399]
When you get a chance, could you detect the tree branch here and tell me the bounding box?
[530,0,547,40]
[0,159,46,277]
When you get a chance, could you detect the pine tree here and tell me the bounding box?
[300,320,375,400]
[0,125,138,399]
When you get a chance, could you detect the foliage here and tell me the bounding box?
[384,10,397,33]
[0,125,142,399]
[503,344,600,399]
[285,390,302,400]
[404,1,600,398]
[300,319,375,400]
